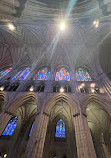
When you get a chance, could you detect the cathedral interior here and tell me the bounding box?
[0,0,111,158]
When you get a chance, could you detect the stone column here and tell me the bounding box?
[73,112,96,158]
[25,111,49,158]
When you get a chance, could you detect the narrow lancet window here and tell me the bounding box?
[56,119,65,138]
[2,117,18,136]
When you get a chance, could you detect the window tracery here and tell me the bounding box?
[55,68,70,81]
[56,119,65,138]
[75,68,92,81]
[34,68,50,80]
[2,117,18,136]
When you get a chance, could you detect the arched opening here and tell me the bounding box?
[86,101,111,158]
[0,97,37,158]
[43,100,77,158]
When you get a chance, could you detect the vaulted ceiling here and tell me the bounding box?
[0,0,111,78]
[87,101,110,134]
[0,0,111,21]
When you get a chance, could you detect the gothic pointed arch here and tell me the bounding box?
[43,93,79,115]
[82,94,111,117]
[6,95,38,158]
[7,92,38,114]
[43,99,77,158]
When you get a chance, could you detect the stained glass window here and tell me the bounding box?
[34,68,50,80]
[55,68,70,81]
[29,123,34,136]
[0,68,12,79]
[12,68,30,80]
[12,71,22,80]
[2,117,18,136]
[75,68,92,81]
[55,119,65,138]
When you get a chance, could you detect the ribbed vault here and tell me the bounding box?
[0,0,111,21]
[0,22,110,75]
[86,101,111,158]
[15,99,37,131]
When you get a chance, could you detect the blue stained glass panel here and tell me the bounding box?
[55,119,65,138]
[55,68,70,81]
[12,68,30,80]
[12,71,22,80]
[29,123,34,136]
[34,68,50,80]
[0,68,12,79]
[75,68,92,81]
[2,117,18,136]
